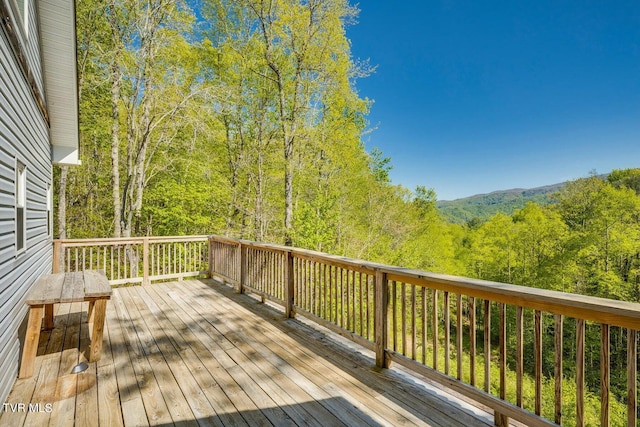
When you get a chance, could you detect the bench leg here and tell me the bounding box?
[88,301,95,324]
[44,304,54,330]
[89,299,107,362]
[19,306,43,378]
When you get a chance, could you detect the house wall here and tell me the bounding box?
[0,0,52,404]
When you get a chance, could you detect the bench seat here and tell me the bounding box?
[19,270,111,378]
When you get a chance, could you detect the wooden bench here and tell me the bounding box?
[19,270,112,378]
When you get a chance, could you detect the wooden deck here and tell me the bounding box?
[1,279,496,427]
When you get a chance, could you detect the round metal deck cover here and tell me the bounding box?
[71,362,88,374]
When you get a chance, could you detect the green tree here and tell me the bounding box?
[511,203,568,290]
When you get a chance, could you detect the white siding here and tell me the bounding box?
[26,0,45,99]
[0,16,52,405]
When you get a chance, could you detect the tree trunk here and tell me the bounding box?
[110,59,122,238]
[284,138,293,246]
[58,166,67,239]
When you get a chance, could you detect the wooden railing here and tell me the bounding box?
[53,236,209,285]
[209,235,640,427]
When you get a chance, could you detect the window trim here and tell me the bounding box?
[15,159,26,255]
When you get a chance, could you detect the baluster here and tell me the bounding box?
[340,268,345,328]
[274,251,278,299]
[401,282,407,355]
[297,256,301,306]
[628,329,637,427]
[312,261,317,315]
[352,270,357,332]
[444,291,450,375]
[258,250,268,296]
[496,303,508,427]
[433,290,439,370]
[307,259,312,311]
[330,264,335,322]
[470,297,476,387]
[516,306,524,407]
[358,272,368,338]
[555,314,563,425]
[535,310,542,415]
[322,264,328,319]
[176,242,179,275]
[601,324,610,427]
[484,300,490,393]
[298,256,303,307]
[183,242,187,274]
[319,263,324,317]
[392,281,397,352]
[285,251,294,318]
[411,285,416,360]
[576,318,585,427]
[457,294,463,380]
[366,274,372,341]
[347,270,352,331]
[422,287,427,365]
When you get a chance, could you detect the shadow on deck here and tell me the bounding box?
[2,279,495,426]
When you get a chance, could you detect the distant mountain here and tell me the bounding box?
[436,182,567,224]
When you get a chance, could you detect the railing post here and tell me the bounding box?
[285,250,295,318]
[628,329,637,427]
[52,240,61,273]
[142,237,149,286]
[375,269,389,368]
[238,243,245,294]
[208,236,214,278]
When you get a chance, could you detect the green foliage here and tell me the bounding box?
[458,171,640,420]
[437,183,565,224]
[609,168,640,195]
[369,147,393,183]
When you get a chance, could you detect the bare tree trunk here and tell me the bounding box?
[272,62,297,247]
[284,138,293,245]
[255,147,264,241]
[110,59,122,237]
[223,116,241,235]
[121,3,159,239]
[58,166,68,239]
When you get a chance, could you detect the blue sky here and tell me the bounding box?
[347,1,640,200]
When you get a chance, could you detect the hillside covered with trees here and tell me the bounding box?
[436,182,565,224]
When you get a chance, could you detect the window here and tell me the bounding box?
[16,161,26,253]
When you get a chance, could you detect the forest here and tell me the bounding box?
[59,0,640,424]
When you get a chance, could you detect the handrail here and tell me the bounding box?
[208,234,640,427]
[55,235,639,426]
[53,236,209,285]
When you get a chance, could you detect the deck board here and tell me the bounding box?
[2,279,495,427]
